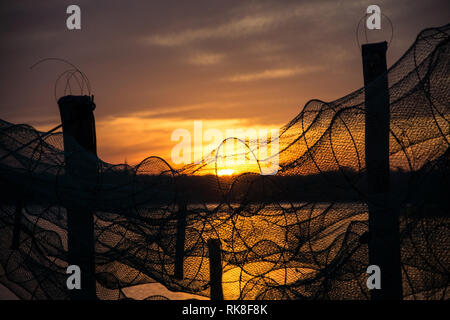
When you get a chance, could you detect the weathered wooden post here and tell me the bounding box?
[58,95,97,300]
[174,198,187,279]
[207,239,224,300]
[362,41,403,300]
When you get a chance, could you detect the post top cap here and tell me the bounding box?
[361,41,388,52]
[57,95,96,110]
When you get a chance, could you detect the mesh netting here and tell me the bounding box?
[0,24,449,300]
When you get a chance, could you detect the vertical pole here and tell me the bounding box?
[58,95,97,300]
[174,198,187,279]
[207,239,224,300]
[362,42,403,300]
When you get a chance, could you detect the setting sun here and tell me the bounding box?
[217,168,235,176]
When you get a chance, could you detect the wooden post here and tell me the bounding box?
[207,239,224,300]
[362,42,403,300]
[58,95,97,300]
[174,199,187,279]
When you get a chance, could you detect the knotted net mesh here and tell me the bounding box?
[0,24,449,300]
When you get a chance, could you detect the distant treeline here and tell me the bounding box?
[1,165,448,211]
[173,168,449,207]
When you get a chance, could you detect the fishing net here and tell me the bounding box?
[0,24,449,300]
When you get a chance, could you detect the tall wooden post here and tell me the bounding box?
[207,239,224,300]
[58,95,97,300]
[362,42,403,300]
[174,198,187,279]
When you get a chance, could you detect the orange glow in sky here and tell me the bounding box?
[8,2,446,173]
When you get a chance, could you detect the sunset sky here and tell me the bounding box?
[0,0,448,167]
